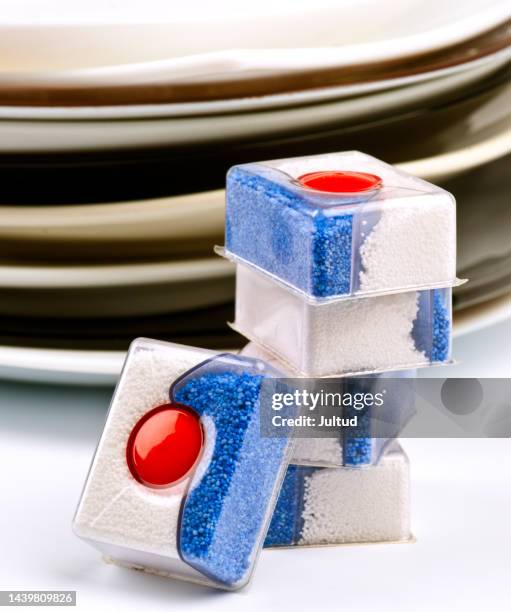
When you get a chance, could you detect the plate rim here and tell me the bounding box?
[0,58,508,154]
[0,256,234,288]
[0,47,509,119]
[3,0,511,97]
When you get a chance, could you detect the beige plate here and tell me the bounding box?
[1,13,510,106]
[0,190,225,260]
[1,99,509,261]
[0,53,509,153]
[0,257,234,318]
[2,0,508,75]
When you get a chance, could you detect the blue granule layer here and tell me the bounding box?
[226,166,353,297]
[263,466,315,547]
[343,405,372,467]
[312,216,353,296]
[174,370,288,588]
[431,289,451,362]
[343,437,372,466]
[264,465,300,547]
[412,289,451,363]
[264,466,314,547]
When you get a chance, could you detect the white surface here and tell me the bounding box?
[1,0,508,73]
[0,384,510,610]
[0,57,508,153]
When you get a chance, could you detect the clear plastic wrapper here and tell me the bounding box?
[233,264,452,377]
[241,342,415,467]
[225,150,457,300]
[73,338,293,591]
[264,445,411,548]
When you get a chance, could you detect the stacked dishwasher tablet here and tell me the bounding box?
[221,150,460,377]
[241,342,416,468]
[73,153,458,591]
[218,151,459,548]
[74,339,296,590]
[264,444,411,548]
[240,343,413,547]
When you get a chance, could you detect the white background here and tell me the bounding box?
[1,318,510,611]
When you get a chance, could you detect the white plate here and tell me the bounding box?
[0,79,510,382]
[4,97,503,229]
[2,130,511,380]
[0,257,232,289]
[398,112,511,182]
[0,345,125,385]
[0,190,223,261]
[4,105,510,253]
[0,257,234,318]
[0,190,224,250]
[1,88,509,260]
[0,55,508,153]
[1,48,509,119]
[454,292,511,338]
[3,74,510,247]
[1,0,508,75]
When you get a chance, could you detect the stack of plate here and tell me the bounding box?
[1,0,511,384]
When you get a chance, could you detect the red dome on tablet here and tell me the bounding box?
[126,403,203,488]
[298,171,382,194]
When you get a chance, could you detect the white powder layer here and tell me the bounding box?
[235,265,427,377]
[359,194,456,292]
[73,339,215,558]
[299,447,411,545]
[306,290,424,375]
[291,437,343,467]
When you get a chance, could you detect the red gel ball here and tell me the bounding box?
[298,171,382,194]
[126,403,203,488]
